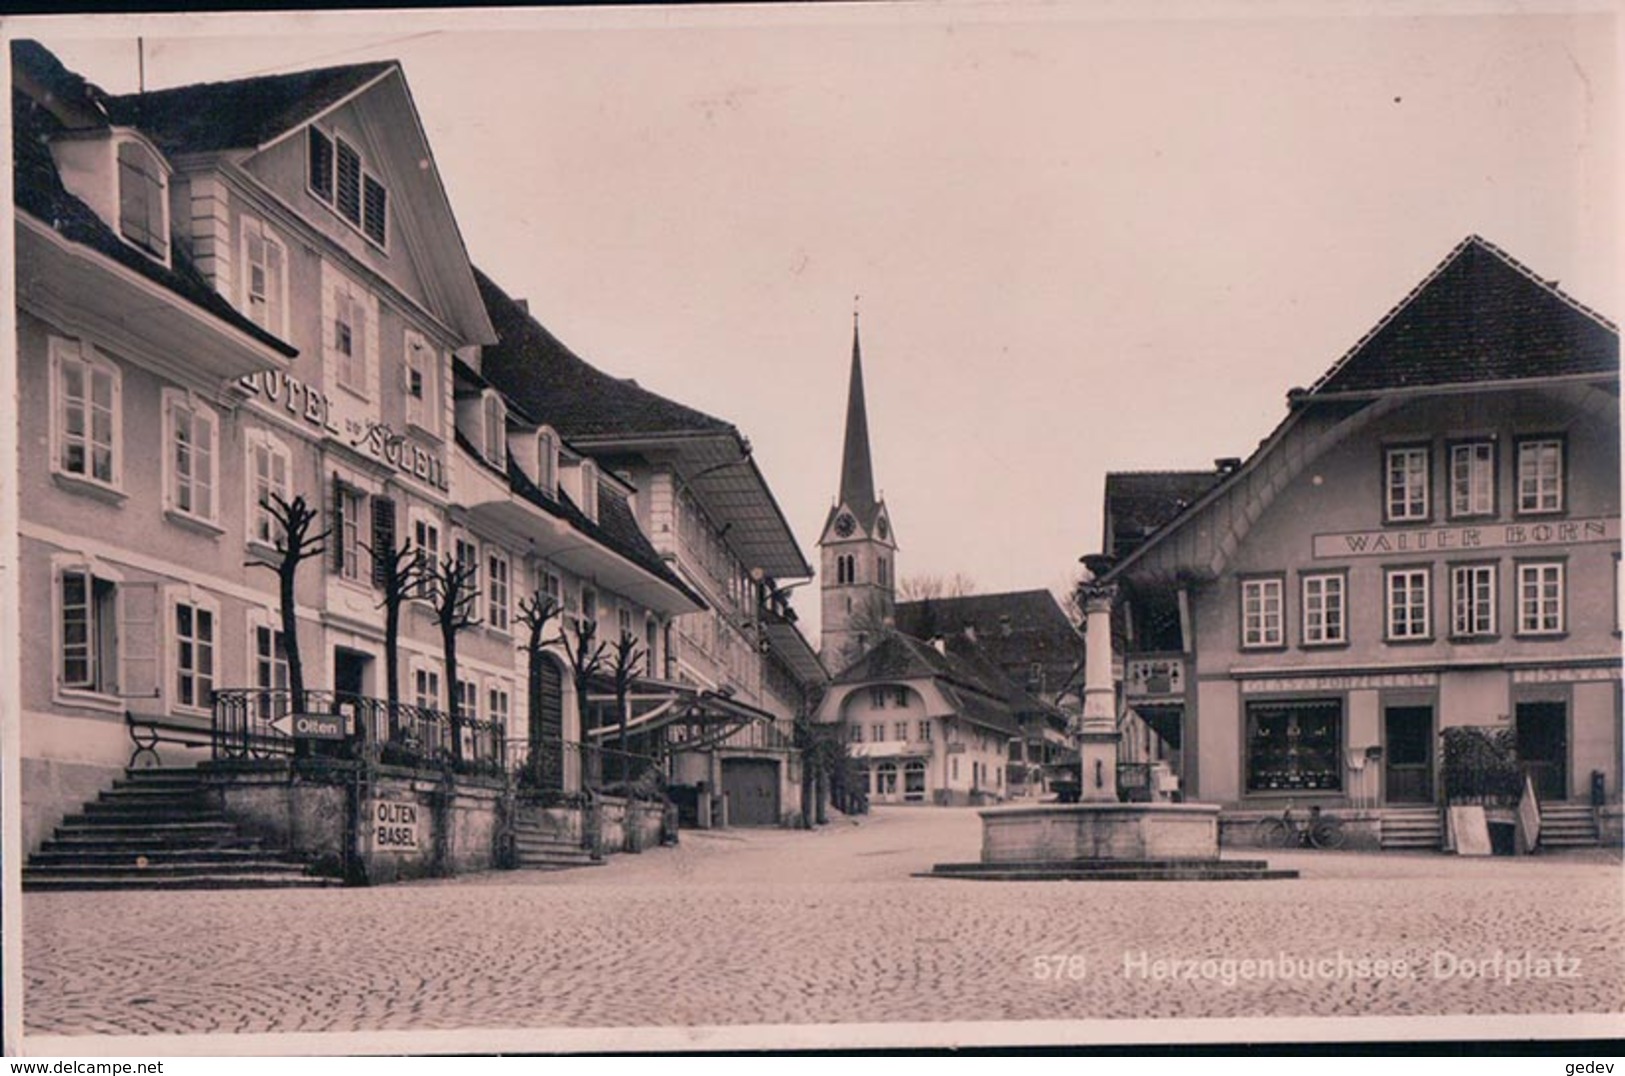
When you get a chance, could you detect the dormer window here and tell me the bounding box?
[116,138,167,261]
[481,391,507,469]
[580,459,599,522]
[307,126,388,248]
[537,429,559,496]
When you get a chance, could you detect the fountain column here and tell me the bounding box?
[1075,576,1120,803]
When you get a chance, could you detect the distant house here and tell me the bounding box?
[896,590,1082,798]
[1097,237,1620,847]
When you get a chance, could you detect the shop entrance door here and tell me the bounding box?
[1516,701,1568,801]
[1383,704,1434,804]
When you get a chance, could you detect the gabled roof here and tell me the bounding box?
[829,632,1029,736]
[101,61,395,156]
[1102,470,1226,561]
[475,267,732,439]
[895,589,1081,677]
[11,43,296,358]
[94,51,494,348]
[1308,235,1618,396]
[1103,236,1620,585]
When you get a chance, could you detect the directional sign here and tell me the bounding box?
[268,712,348,740]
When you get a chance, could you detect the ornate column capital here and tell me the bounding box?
[1075,579,1118,616]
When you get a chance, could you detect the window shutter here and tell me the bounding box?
[118,582,161,702]
[371,496,396,590]
[330,474,346,576]
[308,127,334,201]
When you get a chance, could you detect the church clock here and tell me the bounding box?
[834,512,856,537]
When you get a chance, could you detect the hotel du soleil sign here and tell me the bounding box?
[1313,517,1619,559]
[238,370,449,492]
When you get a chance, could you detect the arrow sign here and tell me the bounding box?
[268,712,348,740]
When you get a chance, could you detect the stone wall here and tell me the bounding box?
[20,757,122,855]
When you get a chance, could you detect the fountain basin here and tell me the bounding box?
[980,802,1220,863]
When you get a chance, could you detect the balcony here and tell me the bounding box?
[212,688,506,776]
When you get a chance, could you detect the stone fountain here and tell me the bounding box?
[924,559,1295,881]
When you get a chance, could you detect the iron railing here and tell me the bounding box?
[506,737,662,795]
[212,688,507,774]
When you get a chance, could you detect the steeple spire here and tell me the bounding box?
[839,303,877,520]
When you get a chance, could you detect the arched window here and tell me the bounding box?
[537,429,559,496]
[579,459,600,522]
[837,554,856,585]
[482,391,507,468]
[876,761,898,798]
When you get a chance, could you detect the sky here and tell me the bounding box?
[16,2,1619,643]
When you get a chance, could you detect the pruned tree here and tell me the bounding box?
[361,536,421,740]
[558,616,607,775]
[608,629,647,783]
[514,588,564,786]
[245,493,329,752]
[424,551,481,766]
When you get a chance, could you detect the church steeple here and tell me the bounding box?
[839,312,877,522]
[819,303,897,666]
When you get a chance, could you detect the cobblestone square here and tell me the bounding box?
[20,807,1625,1042]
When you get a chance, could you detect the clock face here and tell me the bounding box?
[877,517,889,540]
[834,513,856,537]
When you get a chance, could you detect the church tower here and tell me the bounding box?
[819,311,897,665]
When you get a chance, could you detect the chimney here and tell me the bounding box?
[514,298,529,315]
[1214,457,1242,474]
[930,635,946,655]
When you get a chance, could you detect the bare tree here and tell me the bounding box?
[245,493,329,749]
[558,617,607,774]
[833,589,896,671]
[898,573,977,601]
[361,536,421,740]
[608,630,647,783]
[514,589,564,787]
[424,552,481,766]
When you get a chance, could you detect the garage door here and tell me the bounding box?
[722,759,781,827]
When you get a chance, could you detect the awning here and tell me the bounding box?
[584,676,784,754]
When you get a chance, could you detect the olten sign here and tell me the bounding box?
[238,370,449,492]
[268,712,347,740]
[1313,517,1619,559]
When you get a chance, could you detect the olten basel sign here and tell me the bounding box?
[1313,517,1619,559]
[371,799,421,852]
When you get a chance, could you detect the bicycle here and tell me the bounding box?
[1253,802,1347,849]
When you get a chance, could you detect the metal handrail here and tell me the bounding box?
[212,688,506,773]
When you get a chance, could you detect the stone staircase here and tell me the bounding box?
[1537,804,1600,849]
[1380,806,1443,851]
[23,767,338,891]
[511,819,602,871]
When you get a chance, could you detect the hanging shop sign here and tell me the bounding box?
[370,799,422,852]
[1313,517,1619,559]
[238,371,449,492]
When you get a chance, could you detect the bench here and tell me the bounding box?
[125,710,213,769]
